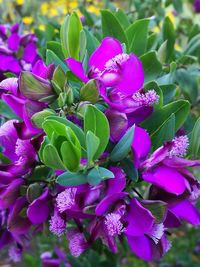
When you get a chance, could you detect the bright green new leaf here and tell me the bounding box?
[60,140,81,172]
[86,131,100,163]
[42,144,65,170]
[60,13,83,60]
[84,105,109,159]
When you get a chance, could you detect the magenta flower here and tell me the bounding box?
[66,37,144,95]
[0,23,39,77]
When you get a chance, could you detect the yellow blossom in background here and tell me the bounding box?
[23,16,33,25]
[175,43,182,51]
[166,10,176,27]
[16,0,24,5]
[41,2,49,15]
[39,24,45,31]
[152,26,160,33]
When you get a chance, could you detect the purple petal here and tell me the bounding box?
[7,197,31,234]
[2,94,25,118]
[106,110,128,142]
[0,179,24,209]
[65,58,89,83]
[0,77,18,95]
[89,37,122,71]
[132,126,151,162]
[169,200,200,225]
[127,106,153,124]
[143,165,187,195]
[106,166,126,196]
[7,33,20,52]
[0,120,18,161]
[125,198,154,236]
[23,42,37,63]
[164,210,181,228]
[163,157,200,168]
[32,60,55,79]
[126,235,154,261]
[0,230,13,249]
[0,55,21,73]
[95,192,127,216]
[27,188,50,224]
[115,54,144,96]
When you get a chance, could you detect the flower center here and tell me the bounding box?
[132,90,159,106]
[49,213,66,237]
[56,188,77,213]
[105,53,130,72]
[168,135,189,158]
[67,230,88,257]
[104,213,125,236]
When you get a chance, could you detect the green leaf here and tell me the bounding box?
[189,117,200,158]
[87,167,114,186]
[142,100,190,136]
[115,9,130,30]
[84,105,109,159]
[162,16,176,61]
[151,113,175,149]
[0,100,19,119]
[47,41,65,60]
[142,202,167,224]
[84,29,99,57]
[57,171,87,186]
[126,18,149,56]
[157,40,168,63]
[51,65,66,93]
[42,119,68,140]
[31,109,56,128]
[60,13,83,60]
[110,126,135,162]
[86,131,100,163]
[101,10,128,45]
[160,84,176,105]
[140,51,162,82]
[60,139,81,172]
[120,158,138,182]
[46,49,68,73]
[46,116,86,155]
[42,144,65,170]
[80,79,99,104]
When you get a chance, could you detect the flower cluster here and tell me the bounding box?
[0,17,199,266]
[0,23,39,79]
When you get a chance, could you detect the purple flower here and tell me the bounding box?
[66,37,144,95]
[0,23,40,76]
[194,0,200,12]
[0,120,36,177]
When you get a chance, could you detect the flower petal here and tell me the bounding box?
[89,37,122,71]
[143,165,187,195]
[115,54,144,95]
[27,188,50,224]
[169,200,200,225]
[65,58,89,83]
[125,198,154,236]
